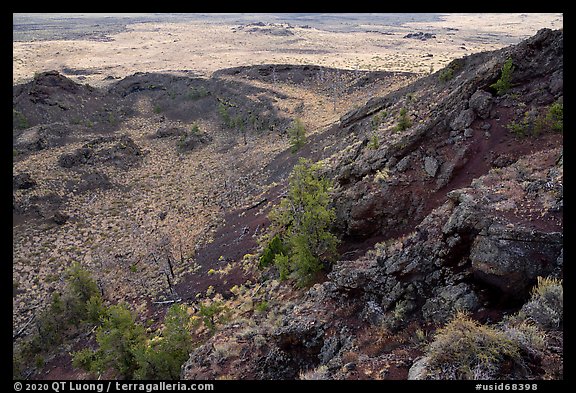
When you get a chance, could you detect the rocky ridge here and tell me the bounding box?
[180,28,563,380]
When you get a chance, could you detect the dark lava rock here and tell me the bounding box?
[155,125,186,139]
[13,122,75,155]
[13,173,37,190]
[469,224,562,300]
[423,156,439,177]
[179,29,563,382]
[95,135,143,168]
[449,108,476,131]
[404,32,436,40]
[177,130,212,153]
[58,135,144,169]
[13,71,123,130]
[76,172,113,193]
[52,211,69,225]
[58,147,94,168]
[27,71,81,104]
[469,89,494,119]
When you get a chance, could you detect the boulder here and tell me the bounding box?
[13,173,37,190]
[469,90,494,119]
[421,283,480,323]
[549,70,563,96]
[408,357,430,380]
[404,32,436,40]
[423,156,439,177]
[58,135,144,169]
[396,155,412,172]
[155,125,185,138]
[52,211,69,225]
[177,131,212,153]
[77,172,113,193]
[469,224,562,299]
[58,147,93,168]
[13,125,48,152]
[449,108,475,130]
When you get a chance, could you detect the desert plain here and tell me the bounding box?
[13,13,563,86]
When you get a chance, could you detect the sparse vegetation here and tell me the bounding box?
[177,123,208,152]
[374,168,390,183]
[299,365,330,380]
[396,108,412,131]
[14,262,194,380]
[424,311,523,379]
[254,300,269,314]
[507,101,564,137]
[288,118,306,153]
[74,302,196,380]
[491,57,515,96]
[513,276,563,330]
[196,300,230,333]
[423,276,562,380]
[134,304,194,380]
[506,115,531,136]
[218,102,233,128]
[190,122,202,135]
[438,67,454,83]
[545,101,563,132]
[371,110,387,130]
[12,20,564,382]
[437,59,462,83]
[13,109,29,129]
[13,263,106,378]
[186,85,209,100]
[107,112,118,125]
[72,304,147,379]
[367,132,380,149]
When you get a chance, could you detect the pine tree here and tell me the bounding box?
[267,158,339,286]
[288,118,306,153]
[396,108,412,132]
[491,57,515,96]
[73,304,147,379]
[134,304,194,380]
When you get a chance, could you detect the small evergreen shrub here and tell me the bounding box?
[437,59,463,83]
[218,102,233,128]
[72,304,147,379]
[196,301,230,333]
[367,133,380,150]
[134,304,194,380]
[371,110,387,130]
[396,108,412,132]
[288,118,307,153]
[438,68,454,83]
[545,101,563,132]
[491,57,515,96]
[258,234,286,269]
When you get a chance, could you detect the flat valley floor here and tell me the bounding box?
[13,13,563,86]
